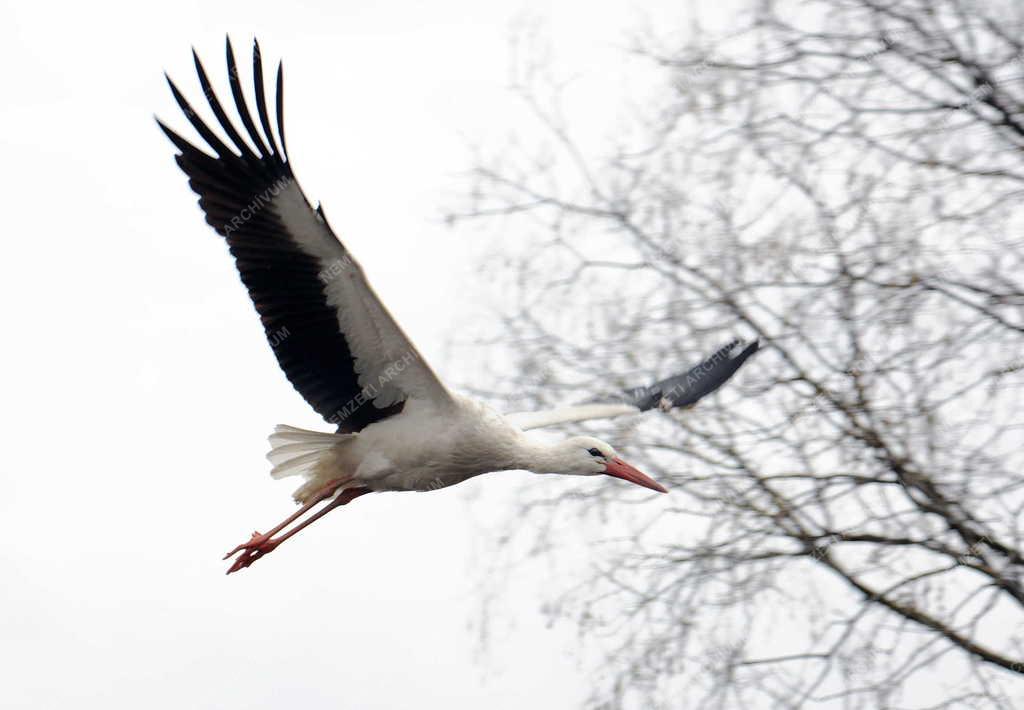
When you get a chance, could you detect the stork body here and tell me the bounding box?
[279,397,522,496]
[273,396,656,496]
[159,39,759,574]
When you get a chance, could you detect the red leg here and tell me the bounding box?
[224,484,372,575]
[222,477,350,560]
[262,487,371,547]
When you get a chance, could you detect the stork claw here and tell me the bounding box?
[224,537,280,574]
[220,483,371,575]
[223,530,267,560]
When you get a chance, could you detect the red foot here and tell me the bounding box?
[221,484,371,575]
[223,530,267,560]
[224,532,280,574]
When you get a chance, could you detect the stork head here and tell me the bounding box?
[543,436,668,493]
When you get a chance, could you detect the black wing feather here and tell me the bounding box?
[275,62,288,157]
[252,39,283,158]
[191,50,255,165]
[225,37,272,160]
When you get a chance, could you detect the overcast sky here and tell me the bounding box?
[0,1,694,708]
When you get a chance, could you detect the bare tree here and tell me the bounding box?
[449,1,1024,707]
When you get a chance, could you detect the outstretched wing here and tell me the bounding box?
[506,339,759,431]
[158,38,453,432]
[623,339,760,411]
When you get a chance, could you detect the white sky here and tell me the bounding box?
[0,1,692,708]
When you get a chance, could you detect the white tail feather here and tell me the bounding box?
[267,424,348,480]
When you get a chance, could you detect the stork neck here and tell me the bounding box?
[510,438,567,474]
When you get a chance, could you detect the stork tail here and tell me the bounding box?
[266,424,350,479]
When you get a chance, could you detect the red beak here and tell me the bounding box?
[603,457,668,493]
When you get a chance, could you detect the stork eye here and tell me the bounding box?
[587,447,603,458]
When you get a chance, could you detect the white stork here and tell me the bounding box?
[158,39,759,574]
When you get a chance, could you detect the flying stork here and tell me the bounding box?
[158,39,760,574]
